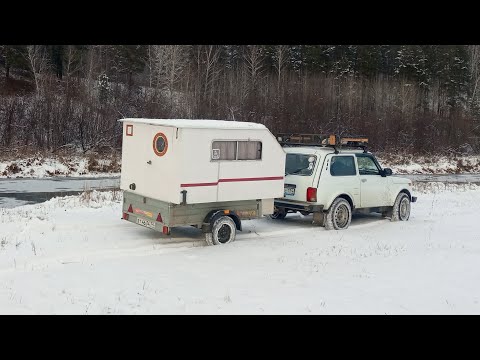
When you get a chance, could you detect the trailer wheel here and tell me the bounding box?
[205,216,237,246]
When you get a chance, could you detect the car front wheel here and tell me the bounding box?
[391,193,411,222]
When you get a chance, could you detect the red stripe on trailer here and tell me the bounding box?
[180,176,283,188]
[219,176,284,183]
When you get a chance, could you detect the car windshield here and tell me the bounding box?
[285,154,316,176]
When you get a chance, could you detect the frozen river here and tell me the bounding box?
[1,174,480,208]
[0,176,120,208]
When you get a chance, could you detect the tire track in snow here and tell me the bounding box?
[0,212,390,275]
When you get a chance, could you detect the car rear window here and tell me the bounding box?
[285,154,317,176]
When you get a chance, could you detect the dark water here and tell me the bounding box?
[0,176,120,208]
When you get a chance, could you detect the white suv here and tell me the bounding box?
[272,135,417,230]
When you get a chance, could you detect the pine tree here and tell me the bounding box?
[0,45,29,79]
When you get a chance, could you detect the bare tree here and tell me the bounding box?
[25,45,48,94]
[244,45,265,88]
[200,45,221,101]
[84,45,96,84]
[146,45,156,88]
[273,45,289,89]
[469,45,480,103]
[64,45,85,92]
[148,45,169,91]
[165,45,188,107]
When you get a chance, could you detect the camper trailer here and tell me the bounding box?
[119,118,286,245]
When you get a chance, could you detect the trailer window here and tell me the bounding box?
[212,141,237,160]
[237,141,262,160]
[153,132,168,156]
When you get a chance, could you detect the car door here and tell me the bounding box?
[355,154,390,208]
[320,154,360,207]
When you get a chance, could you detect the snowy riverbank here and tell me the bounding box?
[1,153,479,178]
[0,154,121,178]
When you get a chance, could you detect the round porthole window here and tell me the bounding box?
[153,132,168,156]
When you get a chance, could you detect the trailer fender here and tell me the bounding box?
[202,210,242,233]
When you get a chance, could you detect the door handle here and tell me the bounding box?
[361,179,367,183]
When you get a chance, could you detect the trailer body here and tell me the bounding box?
[119,118,285,244]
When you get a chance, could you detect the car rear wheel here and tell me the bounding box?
[325,198,352,230]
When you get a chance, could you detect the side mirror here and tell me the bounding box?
[381,168,393,177]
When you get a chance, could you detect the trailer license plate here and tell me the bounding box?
[284,185,295,196]
[137,218,156,229]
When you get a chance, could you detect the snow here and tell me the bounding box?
[0,156,120,179]
[377,154,480,174]
[119,118,267,130]
[1,185,480,314]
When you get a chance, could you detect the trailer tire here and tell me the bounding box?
[205,216,237,246]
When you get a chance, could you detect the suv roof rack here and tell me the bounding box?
[276,133,369,153]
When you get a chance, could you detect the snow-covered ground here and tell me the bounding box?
[1,153,479,178]
[0,155,120,178]
[1,184,480,314]
[377,154,480,174]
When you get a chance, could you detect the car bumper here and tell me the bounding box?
[274,199,324,212]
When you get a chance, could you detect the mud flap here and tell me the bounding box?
[312,212,325,227]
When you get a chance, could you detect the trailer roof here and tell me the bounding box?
[119,118,267,130]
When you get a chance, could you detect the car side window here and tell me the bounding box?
[356,155,380,175]
[330,156,356,176]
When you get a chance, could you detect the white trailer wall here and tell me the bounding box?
[177,128,285,204]
[120,119,286,205]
